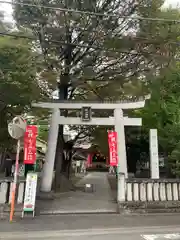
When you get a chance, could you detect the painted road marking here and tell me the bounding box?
[142,233,180,240]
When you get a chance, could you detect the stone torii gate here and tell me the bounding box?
[32,100,145,201]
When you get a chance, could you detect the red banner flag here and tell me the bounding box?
[24,125,38,164]
[108,131,118,166]
[86,153,92,167]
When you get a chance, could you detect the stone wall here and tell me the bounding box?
[0,178,26,204]
[126,179,180,202]
[119,178,180,213]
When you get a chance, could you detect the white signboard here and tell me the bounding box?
[76,161,81,167]
[23,173,38,215]
[150,129,159,179]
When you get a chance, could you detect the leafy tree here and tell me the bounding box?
[12,0,180,189]
[139,67,180,176]
[0,35,42,150]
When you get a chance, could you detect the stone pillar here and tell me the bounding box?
[118,173,125,202]
[114,108,128,178]
[40,109,59,192]
[149,129,159,179]
[114,108,127,202]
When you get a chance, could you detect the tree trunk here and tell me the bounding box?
[54,34,73,190]
[53,75,75,191]
[54,125,64,190]
[0,149,7,173]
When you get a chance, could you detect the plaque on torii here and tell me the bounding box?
[81,107,92,122]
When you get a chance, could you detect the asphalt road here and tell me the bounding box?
[1,225,180,240]
[1,214,180,240]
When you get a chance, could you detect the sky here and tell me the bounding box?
[163,0,180,8]
[0,0,180,22]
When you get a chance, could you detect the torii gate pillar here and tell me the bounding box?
[114,108,128,201]
[40,108,59,193]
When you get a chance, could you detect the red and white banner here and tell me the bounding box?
[24,125,37,164]
[108,131,118,166]
[86,153,92,167]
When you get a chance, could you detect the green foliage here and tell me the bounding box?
[140,67,180,176]
[9,1,180,181]
[0,37,40,106]
[169,142,180,177]
[38,125,49,142]
[13,0,179,102]
[0,33,42,149]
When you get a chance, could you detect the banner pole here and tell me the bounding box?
[10,139,21,222]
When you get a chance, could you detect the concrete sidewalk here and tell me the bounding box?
[36,172,117,214]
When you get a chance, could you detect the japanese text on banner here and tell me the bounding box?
[108,131,118,166]
[24,125,37,164]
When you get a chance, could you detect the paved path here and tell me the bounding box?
[37,172,117,214]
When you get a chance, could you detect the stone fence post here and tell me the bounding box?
[118,172,126,202]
